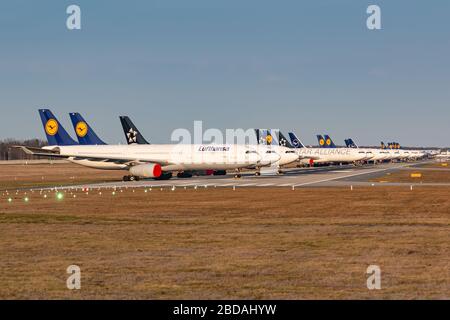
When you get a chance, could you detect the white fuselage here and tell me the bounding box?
[435,151,450,159]
[43,144,292,172]
[296,147,369,164]
[367,149,391,161]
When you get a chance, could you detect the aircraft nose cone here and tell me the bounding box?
[289,153,300,162]
[259,152,281,166]
[279,152,300,165]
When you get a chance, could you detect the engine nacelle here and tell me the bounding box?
[129,163,162,178]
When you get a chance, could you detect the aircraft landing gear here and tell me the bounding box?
[234,169,242,179]
[154,172,173,180]
[123,175,140,182]
[255,171,261,176]
[177,172,193,178]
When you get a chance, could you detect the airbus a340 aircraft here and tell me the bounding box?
[287,132,369,166]
[19,110,301,180]
[345,138,393,162]
[17,109,288,181]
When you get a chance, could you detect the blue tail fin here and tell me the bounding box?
[69,113,107,145]
[346,138,358,148]
[288,132,305,148]
[344,139,351,147]
[38,109,78,146]
[316,135,326,148]
[323,135,336,148]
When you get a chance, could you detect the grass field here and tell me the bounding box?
[422,161,449,168]
[1,185,449,299]
[373,162,450,183]
[0,163,126,190]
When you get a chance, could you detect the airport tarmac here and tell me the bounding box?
[55,160,448,190]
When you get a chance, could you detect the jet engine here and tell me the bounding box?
[129,163,162,178]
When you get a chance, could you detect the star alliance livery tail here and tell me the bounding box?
[69,113,107,145]
[38,109,78,146]
[120,116,150,145]
[278,131,294,148]
[288,132,305,148]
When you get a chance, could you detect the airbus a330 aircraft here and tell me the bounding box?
[17,110,284,181]
[288,132,369,166]
[317,134,374,161]
[253,129,302,173]
[344,137,393,162]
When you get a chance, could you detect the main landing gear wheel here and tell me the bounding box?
[255,171,261,176]
[154,172,173,181]
[234,174,242,179]
[123,175,140,182]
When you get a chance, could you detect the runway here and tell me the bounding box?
[54,160,449,190]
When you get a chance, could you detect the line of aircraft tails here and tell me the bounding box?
[14,109,443,181]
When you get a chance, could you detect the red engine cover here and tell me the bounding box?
[153,164,162,178]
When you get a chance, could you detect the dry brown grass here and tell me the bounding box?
[373,164,450,184]
[0,185,449,300]
[0,163,125,190]
[421,161,449,168]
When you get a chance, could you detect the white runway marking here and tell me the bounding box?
[292,164,410,187]
[43,161,431,191]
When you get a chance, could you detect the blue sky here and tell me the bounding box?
[0,0,449,147]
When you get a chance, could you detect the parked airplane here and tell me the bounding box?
[17,109,281,181]
[384,141,425,161]
[344,137,392,162]
[288,132,369,165]
[254,129,301,172]
[435,150,450,159]
[317,134,374,161]
[119,115,228,177]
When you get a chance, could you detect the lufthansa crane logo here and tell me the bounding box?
[76,121,88,138]
[266,135,273,144]
[326,138,331,146]
[319,139,325,146]
[45,119,59,136]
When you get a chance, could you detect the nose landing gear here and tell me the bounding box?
[123,175,140,182]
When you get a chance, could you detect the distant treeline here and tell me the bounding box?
[0,139,47,160]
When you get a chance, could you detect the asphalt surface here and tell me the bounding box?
[53,160,450,190]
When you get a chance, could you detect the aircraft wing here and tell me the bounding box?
[13,146,164,167]
[13,146,68,158]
